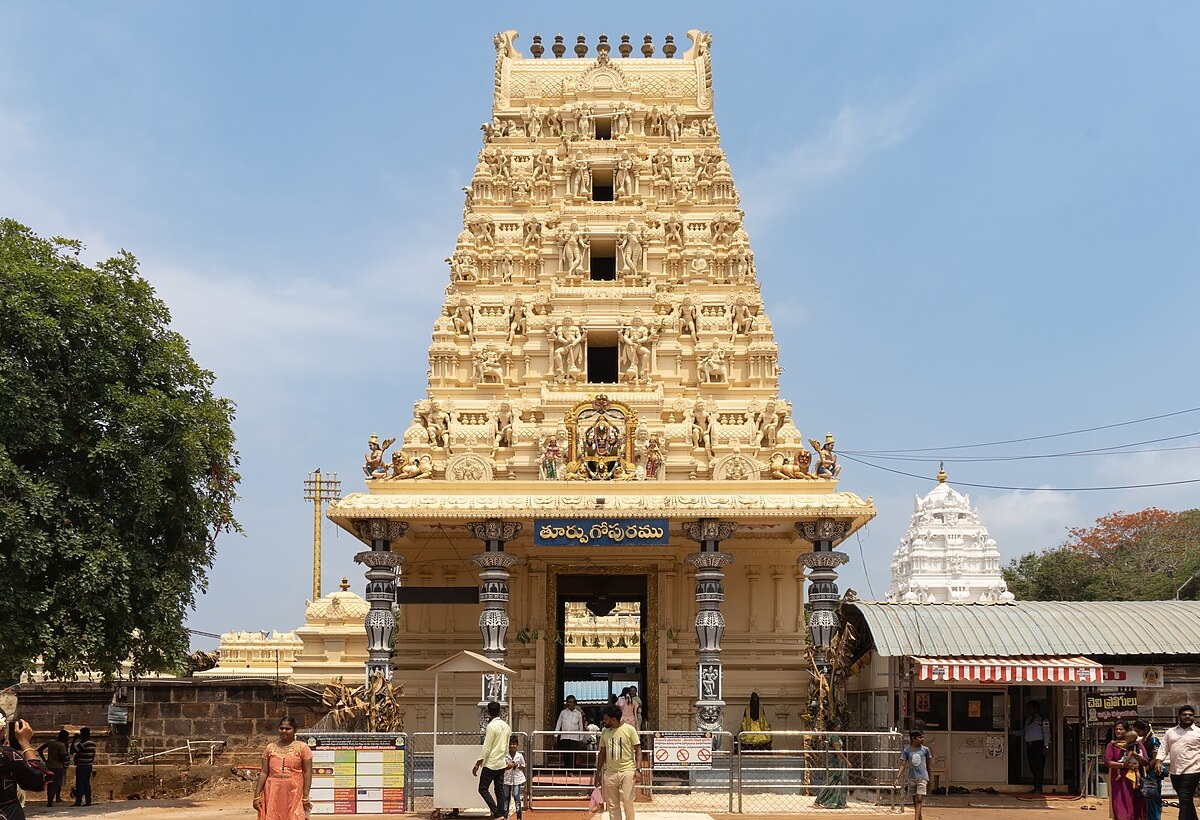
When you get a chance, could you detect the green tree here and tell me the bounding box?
[1002,508,1200,601]
[0,219,240,680]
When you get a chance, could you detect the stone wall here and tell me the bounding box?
[14,678,324,760]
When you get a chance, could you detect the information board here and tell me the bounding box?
[302,733,406,815]
[1086,691,1138,724]
[652,731,713,770]
[534,518,669,547]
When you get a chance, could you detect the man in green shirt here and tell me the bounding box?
[595,704,642,820]
[473,701,511,819]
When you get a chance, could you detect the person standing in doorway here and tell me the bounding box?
[71,727,96,807]
[473,701,511,820]
[617,688,639,728]
[554,695,586,770]
[37,729,70,807]
[595,704,641,820]
[1021,701,1051,793]
[1156,704,1200,820]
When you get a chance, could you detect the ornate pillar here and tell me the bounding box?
[771,566,785,633]
[796,519,851,674]
[683,518,737,732]
[468,519,522,710]
[352,519,409,682]
[745,565,760,631]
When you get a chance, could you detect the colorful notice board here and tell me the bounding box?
[302,733,406,815]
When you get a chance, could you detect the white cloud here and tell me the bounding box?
[976,488,1084,561]
[740,92,926,222]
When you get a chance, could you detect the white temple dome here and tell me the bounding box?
[885,467,1014,604]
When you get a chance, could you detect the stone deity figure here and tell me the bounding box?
[691,400,717,457]
[490,402,514,449]
[643,436,663,479]
[617,221,644,278]
[729,297,756,337]
[532,149,554,183]
[363,434,395,479]
[697,343,729,384]
[809,433,842,478]
[522,214,542,249]
[614,150,636,199]
[551,314,584,382]
[576,104,594,137]
[523,105,542,140]
[451,299,475,340]
[558,220,588,278]
[613,109,631,138]
[545,109,563,137]
[665,105,683,141]
[566,150,590,198]
[424,402,451,449]
[664,214,685,249]
[646,105,663,136]
[507,298,528,344]
[474,348,504,384]
[539,436,565,480]
[677,296,700,338]
[498,253,515,283]
[652,148,673,182]
[755,399,781,449]
[701,666,718,699]
[618,315,654,383]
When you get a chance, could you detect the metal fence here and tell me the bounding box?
[404,727,904,816]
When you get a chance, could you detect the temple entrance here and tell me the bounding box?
[547,568,657,731]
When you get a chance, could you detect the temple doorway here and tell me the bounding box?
[550,571,654,729]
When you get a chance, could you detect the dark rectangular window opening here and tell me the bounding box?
[588,345,619,383]
[593,185,614,202]
[590,254,616,281]
[595,118,612,140]
[592,168,614,202]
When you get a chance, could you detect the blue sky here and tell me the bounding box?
[2,2,1198,642]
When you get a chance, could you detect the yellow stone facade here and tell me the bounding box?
[327,30,875,735]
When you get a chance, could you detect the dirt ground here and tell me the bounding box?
[19,782,1121,820]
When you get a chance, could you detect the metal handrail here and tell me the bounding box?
[119,739,227,766]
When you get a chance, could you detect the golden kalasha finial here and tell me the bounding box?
[937,461,947,483]
[340,577,351,592]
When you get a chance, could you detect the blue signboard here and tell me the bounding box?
[534,518,670,546]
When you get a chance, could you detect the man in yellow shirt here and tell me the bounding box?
[473,701,511,819]
[595,704,642,820]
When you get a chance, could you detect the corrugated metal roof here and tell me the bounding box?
[848,600,1200,657]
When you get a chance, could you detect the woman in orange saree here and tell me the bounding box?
[253,716,313,820]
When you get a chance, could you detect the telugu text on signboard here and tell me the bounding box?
[303,733,406,815]
[1086,692,1138,724]
[534,518,670,547]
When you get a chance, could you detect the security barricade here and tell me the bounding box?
[736,729,903,814]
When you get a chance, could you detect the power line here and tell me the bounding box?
[839,452,1200,492]
[847,406,1200,455]
[846,435,1200,464]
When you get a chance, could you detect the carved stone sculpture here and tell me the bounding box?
[474,347,505,384]
[507,298,528,344]
[697,342,729,384]
[729,296,756,337]
[490,401,514,449]
[550,312,584,382]
[754,398,781,449]
[810,433,842,478]
[677,296,699,338]
[558,219,588,278]
[664,214,685,249]
[363,434,396,480]
[566,150,591,198]
[389,450,433,480]
[451,298,475,340]
[538,436,565,480]
[691,399,717,457]
[618,313,655,383]
[522,214,542,249]
[617,220,644,278]
[767,451,814,480]
[614,150,636,199]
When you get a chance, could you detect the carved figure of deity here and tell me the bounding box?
[617,220,644,278]
[474,347,504,384]
[523,104,542,140]
[576,104,594,136]
[558,219,588,278]
[614,108,631,138]
[665,105,683,141]
[545,108,563,137]
[644,436,663,479]
[388,450,433,480]
[691,400,717,457]
[551,313,584,382]
[646,105,663,136]
[522,214,542,249]
[363,434,395,479]
[451,299,475,340]
[677,296,700,338]
[566,150,590,198]
[490,401,514,449]
[755,399,781,449]
[664,214,685,249]
[511,176,531,204]
[697,342,729,384]
[424,402,451,449]
[532,149,554,183]
[539,436,565,480]
[618,314,655,383]
[652,148,673,182]
[810,433,842,478]
[614,150,636,199]
[729,296,756,337]
[507,298,528,344]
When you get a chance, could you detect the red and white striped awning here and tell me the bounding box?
[913,656,1102,685]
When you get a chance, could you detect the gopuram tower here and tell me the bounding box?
[328,30,876,733]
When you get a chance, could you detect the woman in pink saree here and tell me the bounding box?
[1105,721,1148,820]
[253,716,313,820]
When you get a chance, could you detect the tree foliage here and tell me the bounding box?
[1002,508,1200,601]
[0,219,240,680]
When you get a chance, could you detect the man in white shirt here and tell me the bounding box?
[473,701,512,820]
[554,695,587,770]
[1156,704,1200,820]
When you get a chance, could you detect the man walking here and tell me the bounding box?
[71,727,96,806]
[1020,701,1051,793]
[554,695,586,770]
[595,704,641,820]
[1156,704,1200,820]
[472,701,511,820]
